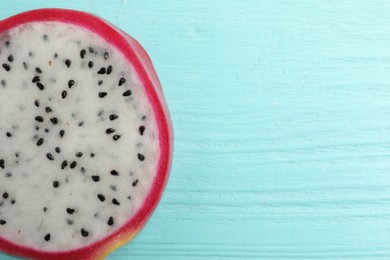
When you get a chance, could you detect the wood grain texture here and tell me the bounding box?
[2,0,390,259]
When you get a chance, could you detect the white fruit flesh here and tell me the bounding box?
[0,22,159,251]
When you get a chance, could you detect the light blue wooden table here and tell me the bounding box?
[2,1,390,259]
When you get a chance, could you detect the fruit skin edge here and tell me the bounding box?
[0,8,173,260]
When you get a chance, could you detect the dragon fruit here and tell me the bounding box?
[0,8,173,260]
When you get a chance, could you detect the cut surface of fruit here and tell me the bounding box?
[0,8,172,260]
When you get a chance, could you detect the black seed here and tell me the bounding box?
[35,126,40,131]
[90,153,95,158]
[118,78,126,86]
[46,153,54,161]
[65,59,71,68]
[54,53,58,58]
[142,115,146,120]
[80,167,86,173]
[6,132,12,137]
[139,126,145,135]
[97,194,105,202]
[23,62,28,70]
[107,217,114,226]
[80,49,86,59]
[44,233,50,241]
[78,121,84,127]
[7,55,14,62]
[97,67,106,74]
[61,90,67,99]
[67,219,73,225]
[123,90,131,96]
[92,175,100,182]
[45,106,52,113]
[70,161,77,169]
[66,208,75,214]
[104,51,109,60]
[5,172,12,177]
[138,153,145,161]
[35,116,44,123]
[53,181,59,188]
[88,47,94,53]
[112,198,120,205]
[76,152,83,158]
[59,129,65,138]
[127,196,132,200]
[109,114,118,121]
[5,41,10,47]
[35,67,42,73]
[98,92,107,98]
[0,220,6,225]
[88,61,93,68]
[111,170,119,176]
[0,159,4,169]
[2,63,10,71]
[106,128,115,134]
[35,69,44,79]
[107,65,113,75]
[43,207,47,212]
[132,179,139,187]
[81,228,89,237]
[10,199,15,205]
[36,82,44,90]
[36,138,44,146]
[113,135,121,141]
[68,80,75,88]
[55,147,60,153]
[50,117,58,124]
[61,160,68,169]
[1,80,6,87]
[43,34,48,41]
[98,80,103,85]
[110,185,118,191]
[2,192,8,199]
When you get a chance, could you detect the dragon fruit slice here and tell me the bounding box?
[0,8,173,260]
